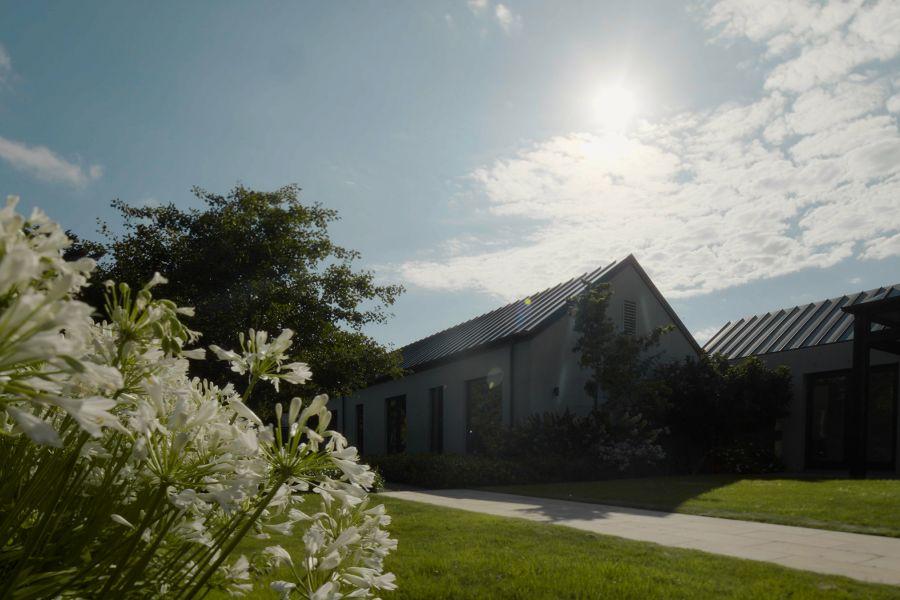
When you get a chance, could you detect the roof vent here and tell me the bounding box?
[624,300,637,335]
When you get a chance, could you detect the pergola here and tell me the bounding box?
[842,290,900,478]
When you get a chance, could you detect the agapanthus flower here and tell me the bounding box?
[0,196,396,599]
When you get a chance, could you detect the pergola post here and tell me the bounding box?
[848,313,870,479]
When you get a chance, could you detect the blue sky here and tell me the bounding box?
[1,0,899,349]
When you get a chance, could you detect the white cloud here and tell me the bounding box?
[467,0,488,13]
[0,42,12,85]
[693,325,724,346]
[494,4,521,33]
[399,0,900,301]
[888,93,900,113]
[0,135,103,187]
[861,232,900,261]
[466,0,521,33]
[705,0,900,92]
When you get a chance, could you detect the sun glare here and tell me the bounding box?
[591,84,638,131]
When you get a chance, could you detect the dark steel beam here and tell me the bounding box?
[848,314,870,479]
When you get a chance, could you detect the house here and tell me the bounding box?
[329,255,700,456]
[704,284,900,474]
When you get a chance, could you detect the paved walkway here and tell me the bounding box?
[381,488,900,586]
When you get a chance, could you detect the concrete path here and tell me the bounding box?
[380,488,900,586]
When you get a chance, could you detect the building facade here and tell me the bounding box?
[704,284,900,474]
[329,255,700,457]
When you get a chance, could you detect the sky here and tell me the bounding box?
[1,0,899,349]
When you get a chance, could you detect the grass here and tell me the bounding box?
[486,475,900,537]
[211,496,900,599]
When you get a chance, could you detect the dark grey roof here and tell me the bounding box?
[399,254,701,371]
[399,260,618,370]
[704,284,900,360]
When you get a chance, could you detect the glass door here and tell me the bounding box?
[806,366,898,470]
[867,366,898,470]
[806,371,848,468]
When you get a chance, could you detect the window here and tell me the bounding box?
[806,366,897,470]
[385,395,407,454]
[466,377,502,454]
[330,409,339,432]
[429,386,444,453]
[355,404,365,456]
[623,299,637,335]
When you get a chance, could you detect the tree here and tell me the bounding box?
[571,281,671,410]
[82,185,404,415]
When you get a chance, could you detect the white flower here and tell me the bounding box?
[318,550,342,571]
[310,581,340,600]
[303,526,326,555]
[5,406,61,447]
[227,397,263,427]
[270,580,297,598]
[145,272,168,289]
[280,362,312,386]
[288,397,301,425]
[209,345,248,375]
[0,198,397,600]
[111,514,135,529]
[223,555,252,596]
[265,520,296,536]
[263,545,293,567]
[43,396,125,438]
[181,347,206,360]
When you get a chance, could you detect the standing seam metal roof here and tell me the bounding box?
[398,260,621,370]
[703,284,900,360]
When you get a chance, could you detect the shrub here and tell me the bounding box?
[369,409,665,489]
[0,197,395,599]
[706,441,785,474]
[499,409,665,479]
[650,354,792,474]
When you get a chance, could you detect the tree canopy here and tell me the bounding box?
[76,185,404,414]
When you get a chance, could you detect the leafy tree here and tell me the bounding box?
[571,281,671,410]
[62,231,107,262]
[81,185,403,415]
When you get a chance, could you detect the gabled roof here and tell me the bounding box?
[399,254,700,371]
[703,283,900,360]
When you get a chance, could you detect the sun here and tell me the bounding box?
[591,84,638,131]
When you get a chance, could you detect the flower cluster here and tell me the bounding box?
[210,329,312,392]
[0,196,395,599]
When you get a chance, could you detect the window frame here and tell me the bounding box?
[429,386,444,454]
[384,394,407,454]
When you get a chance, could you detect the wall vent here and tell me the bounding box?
[623,300,637,335]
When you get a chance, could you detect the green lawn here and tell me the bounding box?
[486,475,900,537]
[212,496,900,599]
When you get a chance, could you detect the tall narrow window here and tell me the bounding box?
[385,395,407,454]
[623,299,637,335]
[329,409,339,432]
[355,404,365,456]
[429,386,444,453]
[466,377,502,454]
